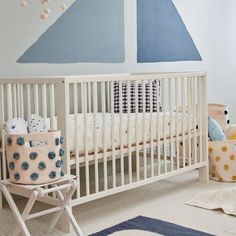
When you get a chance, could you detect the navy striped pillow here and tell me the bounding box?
[113,81,161,113]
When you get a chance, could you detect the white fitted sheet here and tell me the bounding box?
[54,112,195,155]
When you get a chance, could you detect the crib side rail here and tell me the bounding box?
[65,72,208,202]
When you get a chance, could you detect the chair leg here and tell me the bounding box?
[1,185,31,236]
[64,205,84,236]
[57,189,84,236]
[12,191,38,236]
[47,185,76,233]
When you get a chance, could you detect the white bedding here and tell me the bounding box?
[56,112,195,155]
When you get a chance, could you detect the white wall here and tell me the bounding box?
[0,0,236,120]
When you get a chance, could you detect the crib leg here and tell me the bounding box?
[198,165,209,183]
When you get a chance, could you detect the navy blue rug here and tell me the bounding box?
[91,216,214,236]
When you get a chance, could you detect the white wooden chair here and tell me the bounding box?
[0,175,84,236]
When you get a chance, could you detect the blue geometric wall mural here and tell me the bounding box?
[137,0,202,63]
[18,0,125,64]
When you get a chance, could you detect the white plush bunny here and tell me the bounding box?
[5,118,28,134]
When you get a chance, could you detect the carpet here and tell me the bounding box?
[90,216,213,236]
[186,187,236,216]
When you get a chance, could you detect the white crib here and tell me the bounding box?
[0,72,208,208]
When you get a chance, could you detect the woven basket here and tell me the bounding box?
[208,103,229,130]
[6,130,64,185]
[209,140,236,182]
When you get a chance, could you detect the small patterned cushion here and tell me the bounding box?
[208,117,226,141]
[28,114,48,147]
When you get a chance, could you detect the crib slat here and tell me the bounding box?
[149,80,154,177]
[169,78,174,171]
[82,82,90,195]
[20,84,24,118]
[26,84,31,116]
[73,83,80,197]
[101,82,108,190]
[127,81,132,183]
[6,84,13,120]
[49,84,56,130]
[13,84,17,118]
[162,79,167,173]
[93,82,99,193]
[111,82,116,188]
[135,80,140,181]
[181,78,186,168]
[119,81,124,185]
[42,83,47,119]
[142,80,147,179]
[198,76,203,163]
[192,77,197,164]
[88,82,91,113]
[175,78,180,170]
[187,78,192,166]
[107,82,110,112]
[156,80,161,175]
[16,84,21,117]
[34,84,39,115]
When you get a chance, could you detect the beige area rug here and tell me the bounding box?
[186,187,236,216]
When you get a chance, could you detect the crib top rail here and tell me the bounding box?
[63,71,207,83]
[0,71,207,84]
[0,76,65,84]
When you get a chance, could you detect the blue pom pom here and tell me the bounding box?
[59,148,64,157]
[49,171,57,179]
[21,162,29,170]
[60,137,64,144]
[13,152,20,160]
[60,171,65,177]
[48,151,56,160]
[38,162,46,170]
[7,137,12,145]
[14,173,20,180]
[29,152,38,160]
[55,138,60,146]
[17,137,25,146]
[30,173,39,181]
[8,162,15,170]
[55,160,63,168]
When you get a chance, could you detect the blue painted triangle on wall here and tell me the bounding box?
[137,0,202,63]
[17,0,125,64]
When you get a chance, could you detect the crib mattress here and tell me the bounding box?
[64,112,195,155]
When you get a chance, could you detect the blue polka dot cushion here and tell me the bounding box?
[208,117,227,141]
[6,131,64,184]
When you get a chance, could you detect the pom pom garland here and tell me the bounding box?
[19,0,68,20]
